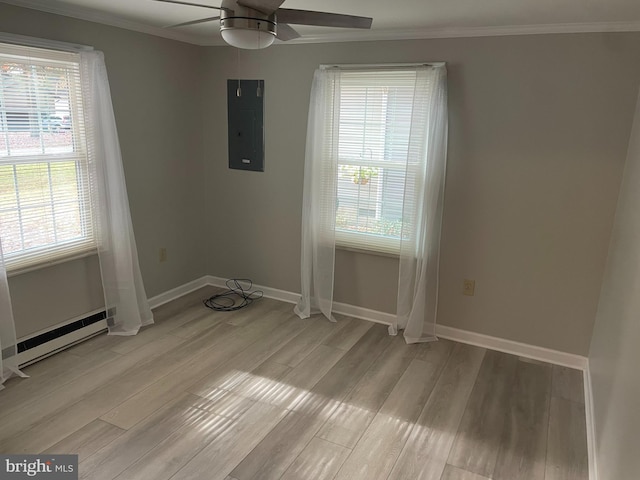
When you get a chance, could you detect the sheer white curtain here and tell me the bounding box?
[0,239,26,389]
[391,65,448,343]
[297,64,447,343]
[294,68,340,322]
[81,51,154,335]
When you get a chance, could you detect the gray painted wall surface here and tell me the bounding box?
[8,256,104,338]
[203,34,640,355]
[0,3,207,338]
[588,94,640,480]
[2,2,639,356]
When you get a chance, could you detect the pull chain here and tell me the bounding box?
[236,48,241,97]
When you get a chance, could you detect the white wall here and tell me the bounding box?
[588,92,640,479]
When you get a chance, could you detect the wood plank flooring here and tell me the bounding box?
[0,287,589,480]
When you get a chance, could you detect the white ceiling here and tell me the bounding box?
[4,0,640,46]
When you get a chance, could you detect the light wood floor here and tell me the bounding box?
[0,287,588,480]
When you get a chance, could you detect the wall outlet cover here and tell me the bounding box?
[463,279,475,296]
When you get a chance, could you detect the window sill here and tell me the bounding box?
[336,244,400,259]
[6,247,98,278]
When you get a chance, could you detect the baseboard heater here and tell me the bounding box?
[16,310,108,367]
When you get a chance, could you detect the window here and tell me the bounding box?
[0,43,93,271]
[335,70,417,254]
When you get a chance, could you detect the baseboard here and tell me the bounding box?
[200,276,588,370]
[437,325,587,370]
[16,275,590,371]
[584,361,599,480]
[332,301,396,325]
[205,276,301,304]
[148,277,211,309]
[207,276,395,325]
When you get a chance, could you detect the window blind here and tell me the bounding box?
[0,42,94,271]
[335,69,420,254]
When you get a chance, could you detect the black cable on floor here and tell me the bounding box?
[203,278,263,312]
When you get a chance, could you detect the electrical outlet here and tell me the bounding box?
[463,279,475,296]
[159,248,167,263]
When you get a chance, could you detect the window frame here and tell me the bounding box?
[0,43,95,273]
[333,69,420,256]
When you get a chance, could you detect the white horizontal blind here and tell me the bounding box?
[335,69,418,254]
[0,42,93,271]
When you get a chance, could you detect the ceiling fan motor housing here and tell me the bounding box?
[220,0,277,48]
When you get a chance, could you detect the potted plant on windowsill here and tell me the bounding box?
[340,165,379,185]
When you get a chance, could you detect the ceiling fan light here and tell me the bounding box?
[221,28,275,49]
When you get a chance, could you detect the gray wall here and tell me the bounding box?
[588,95,640,480]
[2,2,638,357]
[0,4,207,338]
[203,34,640,355]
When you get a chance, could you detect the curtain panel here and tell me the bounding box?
[0,239,26,390]
[392,65,448,342]
[294,68,341,322]
[81,51,154,335]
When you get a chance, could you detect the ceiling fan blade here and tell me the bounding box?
[166,15,220,28]
[152,0,222,10]
[276,23,301,41]
[236,0,285,16]
[276,9,373,29]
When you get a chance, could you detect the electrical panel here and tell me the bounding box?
[227,79,264,172]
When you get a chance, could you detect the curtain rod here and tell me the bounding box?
[0,32,93,52]
[320,62,445,70]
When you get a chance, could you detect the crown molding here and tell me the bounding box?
[267,21,640,47]
[3,0,640,48]
[0,0,210,45]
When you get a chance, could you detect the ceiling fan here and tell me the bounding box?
[153,0,373,49]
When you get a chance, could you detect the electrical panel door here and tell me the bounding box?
[227,79,264,172]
